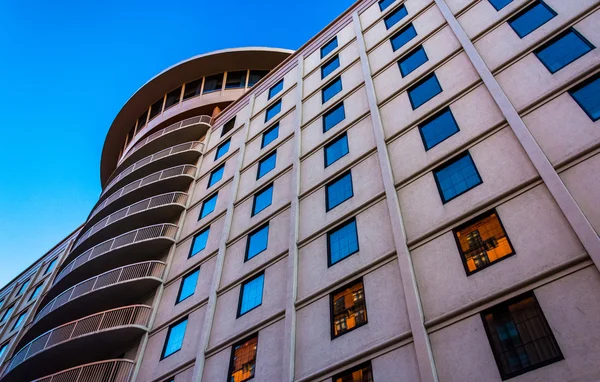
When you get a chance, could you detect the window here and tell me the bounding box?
[0,299,3,309]
[16,279,30,296]
[222,117,236,137]
[569,73,600,121]
[261,123,279,149]
[208,164,224,188]
[257,151,277,179]
[321,37,338,59]
[176,269,200,304]
[29,284,44,302]
[199,193,218,220]
[226,71,247,89]
[12,311,26,331]
[328,219,359,266]
[149,98,164,120]
[189,228,210,258]
[137,110,148,130]
[489,0,513,11]
[268,79,284,100]
[228,335,258,382]
[326,172,354,211]
[252,185,273,216]
[323,103,346,132]
[45,258,58,275]
[324,133,349,167]
[238,273,264,316]
[433,152,482,203]
[379,0,395,11]
[183,79,202,100]
[165,87,182,110]
[161,318,187,359]
[419,107,460,150]
[508,1,556,39]
[333,361,374,382]
[322,76,343,103]
[390,24,417,51]
[398,45,429,77]
[1,305,14,322]
[203,74,223,93]
[321,55,340,79]
[331,279,368,338]
[0,342,8,361]
[246,224,269,261]
[482,292,563,380]
[384,4,408,29]
[408,73,443,109]
[535,29,594,73]
[265,100,282,122]
[215,139,230,161]
[453,210,515,274]
[248,70,269,87]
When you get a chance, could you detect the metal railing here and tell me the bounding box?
[54,223,178,285]
[4,306,151,376]
[35,262,165,325]
[32,359,135,382]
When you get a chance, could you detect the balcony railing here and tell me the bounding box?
[32,359,135,382]
[35,261,165,325]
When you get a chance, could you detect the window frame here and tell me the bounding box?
[199,192,218,220]
[390,23,418,52]
[323,102,346,133]
[265,100,282,123]
[227,333,259,382]
[329,278,368,339]
[221,117,236,137]
[398,45,429,77]
[433,152,483,204]
[378,0,395,11]
[327,218,360,267]
[508,0,556,39]
[407,72,443,110]
[322,76,343,104]
[0,342,8,361]
[325,171,354,212]
[44,258,58,275]
[256,151,277,180]
[245,223,270,262]
[11,311,27,331]
[261,123,280,149]
[251,184,274,217]
[175,268,200,304]
[332,361,374,381]
[418,106,460,151]
[534,28,595,74]
[208,164,225,188]
[189,227,210,258]
[568,73,600,122]
[321,37,339,59]
[1,305,14,322]
[268,79,284,100]
[215,139,231,161]
[384,4,408,30]
[324,132,350,167]
[28,283,44,302]
[321,55,341,79]
[160,317,188,360]
[237,272,265,317]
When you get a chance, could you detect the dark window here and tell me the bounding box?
[390,24,417,51]
[326,172,354,211]
[246,224,269,261]
[321,55,341,79]
[189,228,210,258]
[399,45,429,77]
[161,318,187,359]
[226,71,247,89]
[222,117,236,137]
[176,268,200,304]
[137,110,148,130]
[252,185,273,216]
[333,361,374,382]
[482,292,563,380]
[328,219,359,266]
[248,70,269,87]
[203,74,223,93]
[228,335,258,382]
[199,193,218,220]
[384,4,408,30]
[433,152,482,203]
[268,79,284,100]
[126,125,136,146]
[208,164,224,188]
[29,284,43,302]
[12,311,27,331]
[322,76,343,103]
[0,342,8,361]
[261,123,279,149]
[535,29,594,73]
[419,107,460,150]
[183,79,202,100]
[379,0,395,11]
[324,103,346,132]
[453,210,515,275]
[1,305,14,322]
[265,100,282,122]
[331,279,368,338]
[45,258,58,275]
[165,87,182,110]
[508,1,556,38]
[257,151,277,179]
[238,273,264,316]
[569,73,600,121]
[321,37,339,59]
[16,279,30,295]
[215,139,230,160]
[408,73,443,109]
[489,0,513,11]
[149,98,164,120]
[324,133,349,167]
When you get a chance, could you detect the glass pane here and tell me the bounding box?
[379,0,395,11]
[215,140,231,160]
[509,1,556,38]
[331,280,368,338]
[328,219,359,265]
[326,172,353,211]
[229,336,258,382]
[265,100,282,122]
[239,274,264,315]
[384,5,408,30]
[325,133,349,167]
[257,152,277,179]
[1,306,14,322]
[390,24,417,51]
[177,269,199,303]
[190,228,210,257]
[183,79,202,100]
[137,110,148,130]
[399,45,429,77]
[45,258,58,274]
[324,103,346,132]
[408,73,443,109]
[489,0,513,10]
[268,79,284,99]
[569,74,600,121]
[30,284,43,301]
[419,107,460,150]
[165,87,182,109]
[200,194,218,219]
[252,186,273,216]
[248,70,269,87]
[434,152,482,203]
[226,71,247,89]
[321,37,338,58]
[322,77,343,103]
[222,117,236,137]
[208,165,224,188]
[203,74,224,93]
[535,29,593,73]
[321,56,340,79]
[261,123,280,148]
[247,225,269,261]
[163,319,187,358]
[149,98,163,120]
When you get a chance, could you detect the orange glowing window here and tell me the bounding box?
[453,210,514,275]
[332,361,374,382]
[331,279,368,338]
[228,335,258,382]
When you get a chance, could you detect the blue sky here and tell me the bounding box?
[0,0,355,287]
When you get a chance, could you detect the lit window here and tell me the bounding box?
[398,45,429,77]
[489,0,513,11]
[183,79,202,100]
[384,5,408,30]
[1,305,14,322]
[569,73,600,121]
[221,117,236,137]
[45,258,58,275]
[265,100,282,122]
[215,139,231,161]
[257,151,277,179]
[333,361,373,382]
[390,24,417,51]
[268,79,284,100]
[162,318,187,359]
[322,76,343,103]
[433,152,482,203]
[261,123,279,149]
[203,74,223,93]
[149,98,163,120]
[379,0,395,11]
[229,335,258,382]
[11,311,27,331]
[16,279,30,296]
[248,70,269,87]
[29,284,44,302]
[246,224,269,261]
[165,87,182,110]
[328,219,359,266]
[321,55,340,79]
[331,279,368,338]
[482,293,563,379]
[323,103,346,132]
[508,1,556,38]
[321,37,338,59]
[176,269,200,304]
[252,185,273,216]
[535,29,594,73]
[226,71,247,89]
[326,172,354,211]
[408,73,443,109]
[324,133,349,167]
[238,274,264,316]
[199,193,218,220]
[0,342,8,361]
[419,107,460,150]
[208,164,224,188]
[189,228,210,258]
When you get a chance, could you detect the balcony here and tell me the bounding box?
[32,359,134,382]
[1,305,151,382]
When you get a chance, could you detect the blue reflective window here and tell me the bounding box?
[384,5,408,30]
[321,37,338,59]
[321,56,341,79]
[569,74,600,121]
[324,133,349,167]
[326,172,354,211]
[390,24,417,51]
[45,258,58,275]
[199,193,218,219]
[408,73,442,109]
[268,79,284,100]
[322,77,343,103]
[1,305,13,322]
[265,100,282,122]
[189,228,210,258]
[328,219,359,266]
[261,123,279,148]
[399,45,429,77]
[177,269,199,304]
[0,343,8,361]
[246,224,269,261]
[162,318,187,358]
[29,284,43,302]
[16,279,30,295]
[238,274,264,316]
[257,151,277,179]
[208,164,224,188]
[489,0,513,11]
[419,107,460,150]
[323,103,346,132]
[508,1,556,38]
[215,139,230,160]
[252,185,273,216]
[379,0,395,11]
[434,152,482,203]
[12,311,27,331]
[535,29,594,73]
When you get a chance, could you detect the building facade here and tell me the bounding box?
[1,0,600,381]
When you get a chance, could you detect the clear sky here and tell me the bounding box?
[0,0,355,287]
